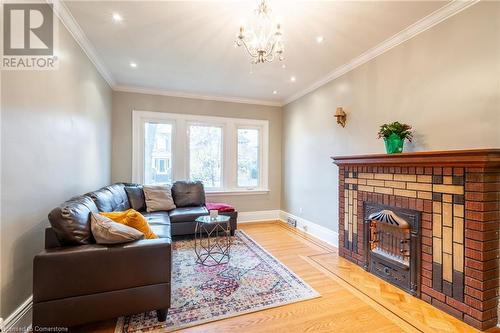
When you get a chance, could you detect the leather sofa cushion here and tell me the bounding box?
[124,186,146,211]
[171,181,205,207]
[87,184,130,212]
[143,212,171,239]
[150,224,172,239]
[169,206,208,223]
[48,196,98,245]
[143,212,171,226]
[170,211,237,236]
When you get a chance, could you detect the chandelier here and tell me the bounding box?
[236,0,284,64]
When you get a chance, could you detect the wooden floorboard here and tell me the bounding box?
[71,221,499,333]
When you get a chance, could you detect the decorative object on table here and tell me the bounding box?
[334,107,347,127]
[236,0,284,64]
[115,230,319,333]
[377,121,413,154]
[209,209,219,220]
[194,215,232,266]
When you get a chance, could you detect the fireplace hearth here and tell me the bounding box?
[364,203,420,295]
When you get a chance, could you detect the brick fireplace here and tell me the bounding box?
[332,149,500,330]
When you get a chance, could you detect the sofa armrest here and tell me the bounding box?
[33,238,171,303]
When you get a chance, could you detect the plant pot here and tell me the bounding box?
[384,133,404,154]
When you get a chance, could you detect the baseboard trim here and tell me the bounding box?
[279,211,339,248]
[237,210,281,223]
[237,210,338,248]
[2,296,32,333]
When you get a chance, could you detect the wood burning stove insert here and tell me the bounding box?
[364,203,421,296]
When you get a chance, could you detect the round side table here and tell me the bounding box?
[194,215,232,266]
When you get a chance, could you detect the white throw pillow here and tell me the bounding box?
[90,213,144,244]
[143,185,177,212]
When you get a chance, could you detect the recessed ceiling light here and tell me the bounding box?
[281,64,286,69]
[130,62,137,68]
[273,90,278,95]
[290,76,296,82]
[316,36,325,43]
[112,13,123,22]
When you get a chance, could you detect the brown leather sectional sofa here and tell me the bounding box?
[32,181,237,329]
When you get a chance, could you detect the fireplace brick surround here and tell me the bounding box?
[332,149,500,330]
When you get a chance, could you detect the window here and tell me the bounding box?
[133,111,269,194]
[188,125,223,188]
[237,128,260,188]
[144,122,172,184]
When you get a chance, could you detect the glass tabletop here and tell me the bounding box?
[195,215,231,224]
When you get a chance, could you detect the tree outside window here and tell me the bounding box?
[189,125,222,188]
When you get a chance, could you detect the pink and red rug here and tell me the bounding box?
[115,230,319,332]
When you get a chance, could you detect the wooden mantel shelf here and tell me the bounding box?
[331,148,500,167]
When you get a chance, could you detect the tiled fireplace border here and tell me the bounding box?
[332,149,500,330]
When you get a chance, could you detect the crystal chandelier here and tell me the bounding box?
[236,0,284,64]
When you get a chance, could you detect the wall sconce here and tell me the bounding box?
[334,107,347,127]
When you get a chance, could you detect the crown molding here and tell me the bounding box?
[49,0,477,108]
[283,0,480,105]
[50,0,116,87]
[113,85,283,107]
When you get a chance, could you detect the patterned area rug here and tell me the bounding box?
[115,230,319,332]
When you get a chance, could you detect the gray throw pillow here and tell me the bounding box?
[90,213,144,244]
[124,186,146,211]
[143,185,176,212]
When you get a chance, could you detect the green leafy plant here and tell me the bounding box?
[377,121,413,142]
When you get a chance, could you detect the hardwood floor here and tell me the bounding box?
[73,221,499,333]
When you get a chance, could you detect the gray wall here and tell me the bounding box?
[0,21,112,317]
[112,91,282,212]
[281,2,500,232]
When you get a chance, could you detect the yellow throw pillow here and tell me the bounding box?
[100,209,158,239]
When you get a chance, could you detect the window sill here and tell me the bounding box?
[206,189,270,196]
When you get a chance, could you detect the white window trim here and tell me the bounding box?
[132,110,269,194]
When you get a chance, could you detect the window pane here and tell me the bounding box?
[144,122,172,185]
[189,125,222,188]
[238,128,260,187]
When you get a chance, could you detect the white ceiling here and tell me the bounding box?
[63,0,451,105]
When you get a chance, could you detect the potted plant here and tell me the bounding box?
[377,121,413,154]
